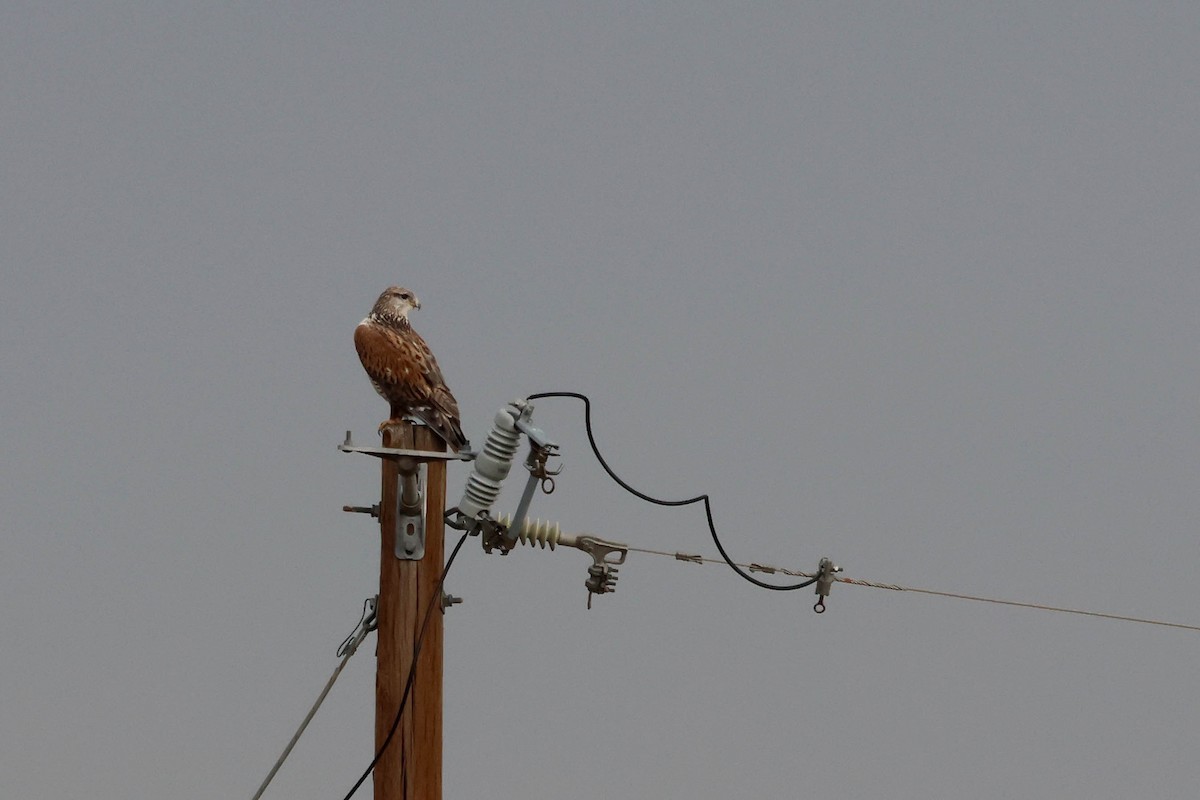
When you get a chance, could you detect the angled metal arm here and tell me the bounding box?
[339,431,475,461]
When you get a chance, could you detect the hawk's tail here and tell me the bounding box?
[412,408,470,453]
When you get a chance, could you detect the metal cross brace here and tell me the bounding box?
[338,431,475,461]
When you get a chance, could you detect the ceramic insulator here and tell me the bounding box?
[497,514,568,550]
[457,404,523,520]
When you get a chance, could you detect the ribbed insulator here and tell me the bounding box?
[498,514,563,550]
[457,405,523,520]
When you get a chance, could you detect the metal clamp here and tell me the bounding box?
[527,441,563,494]
[337,596,379,657]
[577,536,627,609]
[395,460,426,559]
[813,557,842,613]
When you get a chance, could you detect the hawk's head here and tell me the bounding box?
[372,285,421,323]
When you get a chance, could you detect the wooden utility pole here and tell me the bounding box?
[375,419,446,800]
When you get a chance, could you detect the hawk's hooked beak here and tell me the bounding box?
[413,298,422,310]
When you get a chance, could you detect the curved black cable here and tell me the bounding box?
[341,530,470,800]
[526,391,818,592]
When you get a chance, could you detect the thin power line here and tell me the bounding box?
[626,544,1200,633]
[836,575,1200,632]
[528,390,1197,633]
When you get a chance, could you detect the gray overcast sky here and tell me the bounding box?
[3,3,1199,798]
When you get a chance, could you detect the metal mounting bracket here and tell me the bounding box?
[395,461,426,560]
[338,431,474,462]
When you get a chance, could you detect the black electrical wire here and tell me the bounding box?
[340,530,470,800]
[526,391,818,592]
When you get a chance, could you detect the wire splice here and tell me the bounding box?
[813,558,842,613]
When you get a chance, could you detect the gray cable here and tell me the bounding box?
[251,599,377,800]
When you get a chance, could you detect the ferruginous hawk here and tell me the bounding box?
[354,286,468,451]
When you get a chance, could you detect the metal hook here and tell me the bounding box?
[813,597,826,614]
[530,447,562,496]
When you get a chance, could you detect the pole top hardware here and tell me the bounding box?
[339,431,476,462]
